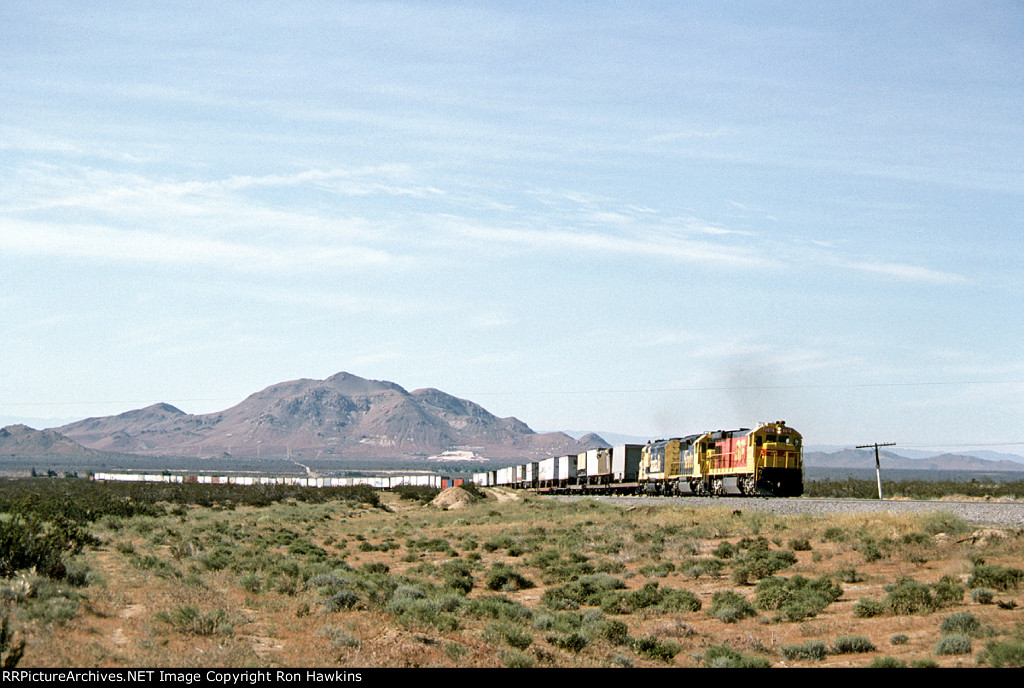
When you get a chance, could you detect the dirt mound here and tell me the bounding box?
[430,486,479,510]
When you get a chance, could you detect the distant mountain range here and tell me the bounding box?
[17,372,602,462]
[803,448,1024,472]
[2,371,1021,474]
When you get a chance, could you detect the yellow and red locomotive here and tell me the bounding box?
[639,420,802,497]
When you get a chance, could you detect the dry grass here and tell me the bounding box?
[5,490,1023,668]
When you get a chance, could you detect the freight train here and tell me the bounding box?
[472,420,803,498]
[90,420,802,498]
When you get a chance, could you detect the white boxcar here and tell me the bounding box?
[538,457,557,484]
[612,444,643,482]
[556,456,576,483]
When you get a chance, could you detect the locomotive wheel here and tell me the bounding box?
[711,478,724,495]
[739,476,756,495]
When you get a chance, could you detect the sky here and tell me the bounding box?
[2,1,1023,451]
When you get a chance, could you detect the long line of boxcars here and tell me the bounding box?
[91,472,463,490]
[472,420,804,498]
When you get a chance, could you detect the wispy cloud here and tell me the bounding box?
[3,219,402,272]
[843,260,967,285]
[431,214,774,268]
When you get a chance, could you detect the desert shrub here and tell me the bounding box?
[900,531,931,546]
[701,644,771,668]
[597,619,629,645]
[407,537,453,553]
[156,606,233,636]
[198,547,235,571]
[543,574,624,610]
[639,562,675,578]
[889,633,909,646]
[940,612,981,637]
[970,587,995,604]
[868,656,906,668]
[979,639,1024,668]
[486,621,533,650]
[854,537,893,563]
[386,594,461,632]
[834,566,863,584]
[919,511,969,536]
[546,631,588,652]
[499,648,535,668]
[23,585,82,625]
[781,640,827,661]
[539,560,596,584]
[681,557,725,579]
[731,548,797,584]
[788,538,812,551]
[323,590,360,612]
[527,548,561,569]
[392,485,439,504]
[0,514,91,580]
[600,582,701,615]
[821,526,848,542]
[831,635,876,654]
[316,626,361,650]
[443,573,473,595]
[707,591,757,623]
[482,534,515,553]
[883,577,940,615]
[968,564,1024,591]
[934,634,972,656]
[464,595,533,623]
[657,587,702,613]
[931,576,965,607]
[630,636,681,663]
[754,575,842,621]
[853,598,885,618]
[238,572,262,593]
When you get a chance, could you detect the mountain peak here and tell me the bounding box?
[53,372,589,462]
[324,371,408,396]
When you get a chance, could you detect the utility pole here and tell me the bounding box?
[856,442,896,499]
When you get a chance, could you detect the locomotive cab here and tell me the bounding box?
[750,421,803,497]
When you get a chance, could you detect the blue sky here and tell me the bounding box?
[2,2,1022,450]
